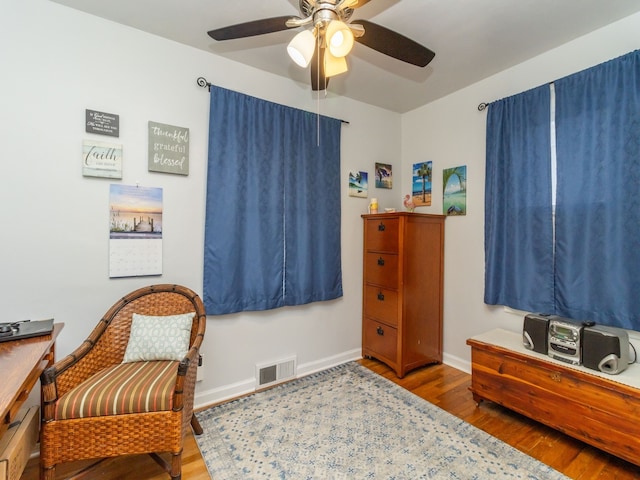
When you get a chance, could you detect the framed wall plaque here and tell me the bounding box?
[82,140,123,179]
[86,109,119,137]
[148,121,189,175]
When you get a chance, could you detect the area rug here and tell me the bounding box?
[195,362,568,479]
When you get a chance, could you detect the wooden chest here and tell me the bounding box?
[467,329,640,467]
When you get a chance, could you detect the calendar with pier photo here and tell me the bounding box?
[109,184,163,278]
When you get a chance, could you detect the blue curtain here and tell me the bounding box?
[484,85,555,312]
[554,50,640,328]
[203,86,343,315]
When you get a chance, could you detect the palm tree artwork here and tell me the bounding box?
[443,165,467,215]
[412,161,433,206]
[348,171,368,198]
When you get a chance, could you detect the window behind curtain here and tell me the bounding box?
[554,50,640,329]
[484,85,555,312]
[485,50,640,329]
[203,86,343,315]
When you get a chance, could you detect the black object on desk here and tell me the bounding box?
[0,318,54,342]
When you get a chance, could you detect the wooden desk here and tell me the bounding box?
[0,323,62,438]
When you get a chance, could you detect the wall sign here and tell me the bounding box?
[82,140,123,179]
[86,109,119,137]
[148,121,189,175]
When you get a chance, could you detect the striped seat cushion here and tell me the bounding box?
[55,360,178,420]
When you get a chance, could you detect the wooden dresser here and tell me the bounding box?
[467,328,640,467]
[361,212,445,378]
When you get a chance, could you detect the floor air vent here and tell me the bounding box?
[255,356,296,389]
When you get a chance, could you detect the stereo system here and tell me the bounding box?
[522,313,631,375]
[548,316,583,365]
[582,326,630,375]
[522,313,549,354]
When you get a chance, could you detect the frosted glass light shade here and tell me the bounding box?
[324,51,348,77]
[326,20,354,58]
[287,30,315,67]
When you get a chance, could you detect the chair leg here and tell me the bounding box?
[191,413,203,435]
[40,464,55,480]
[170,450,182,480]
[149,451,181,479]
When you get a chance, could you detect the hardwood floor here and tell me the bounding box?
[361,358,640,480]
[22,359,640,479]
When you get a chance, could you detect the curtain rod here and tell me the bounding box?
[197,77,212,91]
[477,102,490,111]
[196,76,350,124]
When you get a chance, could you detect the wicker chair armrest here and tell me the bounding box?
[177,347,196,377]
[173,335,203,409]
[41,337,97,389]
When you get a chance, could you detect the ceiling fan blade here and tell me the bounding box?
[351,19,435,67]
[310,40,329,91]
[208,16,300,41]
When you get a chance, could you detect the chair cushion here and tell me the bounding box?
[122,312,194,363]
[55,361,178,420]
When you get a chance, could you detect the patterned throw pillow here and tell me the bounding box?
[122,312,195,363]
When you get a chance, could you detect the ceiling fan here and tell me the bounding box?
[207,0,435,91]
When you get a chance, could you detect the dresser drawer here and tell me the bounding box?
[364,253,398,288]
[364,285,398,326]
[363,318,397,361]
[364,217,399,253]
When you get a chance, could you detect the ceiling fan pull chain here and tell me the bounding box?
[317,38,321,146]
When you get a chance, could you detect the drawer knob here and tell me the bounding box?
[376,326,384,336]
[377,292,385,301]
[378,222,385,231]
[377,257,385,266]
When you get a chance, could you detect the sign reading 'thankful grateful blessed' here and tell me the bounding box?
[148,121,189,175]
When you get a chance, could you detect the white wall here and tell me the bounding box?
[4,0,639,408]
[401,13,640,371]
[1,0,402,407]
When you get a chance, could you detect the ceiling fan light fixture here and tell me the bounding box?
[326,20,354,58]
[324,50,348,78]
[287,29,316,67]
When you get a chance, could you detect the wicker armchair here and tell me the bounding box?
[39,284,206,480]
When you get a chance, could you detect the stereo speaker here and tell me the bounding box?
[582,325,630,375]
[522,313,550,354]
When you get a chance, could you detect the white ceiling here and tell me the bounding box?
[50,0,640,113]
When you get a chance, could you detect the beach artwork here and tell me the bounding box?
[109,184,163,277]
[443,165,467,216]
[375,163,392,189]
[411,161,432,206]
[349,171,369,198]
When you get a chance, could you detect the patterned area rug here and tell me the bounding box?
[195,362,569,479]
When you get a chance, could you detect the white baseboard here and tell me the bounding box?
[194,348,362,409]
[195,349,471,409]
[296,348,362,377]
[443,352,471,374]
